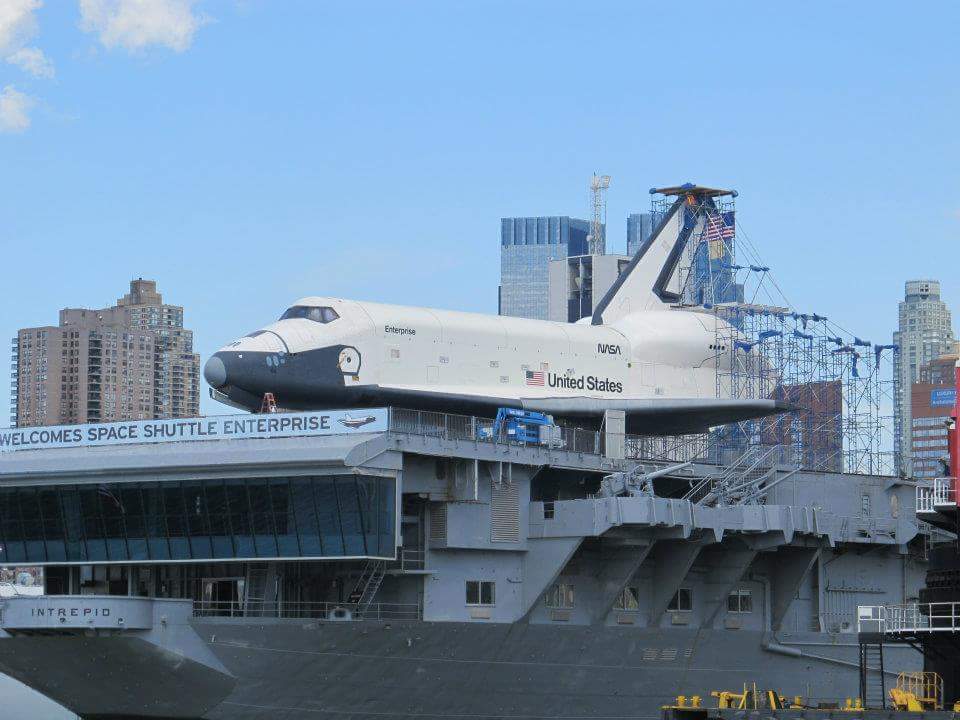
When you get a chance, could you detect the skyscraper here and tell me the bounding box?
[893,280,955,475]
[10,279,200,428]
[909,348,959,479]
[499,216,591,320]
[626,212,657,257]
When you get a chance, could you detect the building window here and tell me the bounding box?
[727,589,753,613]
[466,580,495,606]
[0,475,396,564]
[545,583,575,609]
[667,588,692,612]
[614,586,640,611]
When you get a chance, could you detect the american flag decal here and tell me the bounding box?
[525,370,545,386]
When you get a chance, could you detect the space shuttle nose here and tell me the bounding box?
[204,355,227,389]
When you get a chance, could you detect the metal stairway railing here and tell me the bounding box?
[243,562,269,617]
[859,641,886,709]
[683,445,784,506]
[347,560,387,612]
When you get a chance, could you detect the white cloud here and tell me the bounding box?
[0,0,41,55]
[0,0,54,77]
[0,85,35,133]
[8,46,53,77]
[79,0,207,52]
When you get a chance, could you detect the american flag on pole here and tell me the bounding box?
[525,370,545,386]
[704,211,734,260]
[704,211,735,242]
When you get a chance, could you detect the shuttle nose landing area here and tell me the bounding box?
[204,355,227,388]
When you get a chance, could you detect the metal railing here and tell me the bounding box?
[389,548,425,571]
[386,407,855,472]
[193,599,420,621]
[625,433,711,464]
[916,478,956,514]
[389,407,710,461]
[388,408,599,455]
[857,602,960,634]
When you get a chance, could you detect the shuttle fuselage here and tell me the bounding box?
[205,188,786,433]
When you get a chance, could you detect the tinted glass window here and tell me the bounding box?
[280,306,340,323]
[0,475,395,564]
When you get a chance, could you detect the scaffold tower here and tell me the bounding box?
[649,186,898,475]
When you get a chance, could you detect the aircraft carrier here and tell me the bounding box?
[0,406,930,719]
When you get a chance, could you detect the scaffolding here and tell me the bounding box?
[650,188,899,476]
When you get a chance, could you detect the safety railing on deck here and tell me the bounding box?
[857,602,960,634]
[386,407,810,469]
[916,478,956,514]
[625,433,711,463]
[388,408,601,455]
[193,600,421,621]
[388,407,716,462]
[390,548,425,571]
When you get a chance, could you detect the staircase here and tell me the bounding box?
[685,445,782,506]
[347,560,386,614]
[859,641,886,709]
[244,563,269,616]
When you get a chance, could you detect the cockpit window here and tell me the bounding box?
[280,305,340,323]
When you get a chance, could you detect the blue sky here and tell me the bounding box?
[1,0,958,422]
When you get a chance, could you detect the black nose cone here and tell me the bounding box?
[204,355,227,388]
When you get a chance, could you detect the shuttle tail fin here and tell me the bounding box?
[591,185,730,325]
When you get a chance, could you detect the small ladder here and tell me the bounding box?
[859,641,886,709]
[347,560,386,614]
[245,563,269,616]
[259,393,278,413]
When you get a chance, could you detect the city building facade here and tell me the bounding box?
[10,279,200,428]
[909,350,959,479]
[893,280,955,475]
[547,254,631,322]
[499,216,591,320]
[626,212,657,257]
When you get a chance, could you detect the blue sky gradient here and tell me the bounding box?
[1,0,958,424]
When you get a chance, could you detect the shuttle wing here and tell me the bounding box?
[520,396,790,435]
[370,383,789,436]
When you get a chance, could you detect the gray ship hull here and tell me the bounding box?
[200,621,919,720]
[0,619,921,719]
[0,413,930,718]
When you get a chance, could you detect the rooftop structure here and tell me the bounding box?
[547,253,631,322]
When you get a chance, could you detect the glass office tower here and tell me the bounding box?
[499,216,590,320]
[626,212,658,257]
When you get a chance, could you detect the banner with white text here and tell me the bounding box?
[0,409,389,453]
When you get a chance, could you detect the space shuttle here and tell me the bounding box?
[204,185,788,434]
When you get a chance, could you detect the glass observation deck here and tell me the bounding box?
[0,474,396,564]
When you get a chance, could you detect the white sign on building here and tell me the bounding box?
[0,409,389,453]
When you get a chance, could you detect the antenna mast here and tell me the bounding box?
[587,173,611,255]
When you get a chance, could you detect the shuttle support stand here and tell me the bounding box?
[604,410,626,460]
